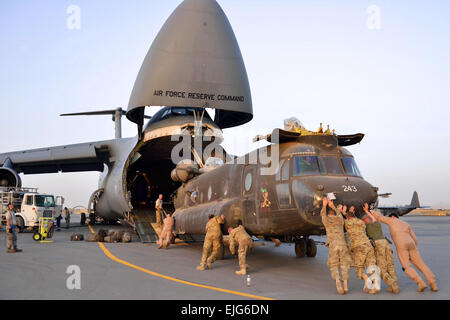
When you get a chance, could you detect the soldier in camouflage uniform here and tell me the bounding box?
[196,214,225,271]
[228,225,253,275]
[338,205,377,294]
[362,203,400,294]
[158,213,174,250]
[320,198,352,295]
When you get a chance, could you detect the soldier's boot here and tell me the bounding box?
[430,282,438,292]
[235,268,247,276]
[369,287,378,295]
[7,249,15,253]
[14,248,22,252]
[390,281,400,294]
[335,280,345,295]
[343,280,349,294]
[363,275,371,293]
[417,280,428,292]
[206,261,212,270]
[196,264,206,271]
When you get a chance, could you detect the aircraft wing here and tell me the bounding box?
[0,140,117,174]
[377,206,407,211]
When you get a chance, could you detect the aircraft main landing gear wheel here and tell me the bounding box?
[295,238,307,258]
[33,233,41,241]
[306,238,317,257]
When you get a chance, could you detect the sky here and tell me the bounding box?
[0,0,449,208]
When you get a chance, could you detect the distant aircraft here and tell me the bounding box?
[377,191,427,216]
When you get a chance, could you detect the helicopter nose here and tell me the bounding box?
[295,176,378,216]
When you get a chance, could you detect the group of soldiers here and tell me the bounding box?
[156,193,440,290]
[196,214,253,276]
[321,197,438,295]
[155,196,252,276]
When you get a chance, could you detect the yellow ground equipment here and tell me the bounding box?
[33,217,55,243]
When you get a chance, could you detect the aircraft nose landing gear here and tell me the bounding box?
[295,236,317,258]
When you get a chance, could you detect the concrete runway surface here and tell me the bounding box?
[0,216,448,300]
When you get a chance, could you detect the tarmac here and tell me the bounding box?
[0,215,449,300]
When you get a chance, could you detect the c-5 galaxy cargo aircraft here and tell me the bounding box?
[0,0,380,257]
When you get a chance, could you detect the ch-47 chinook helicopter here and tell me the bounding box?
[0,0,381,258]
[170,121,379,258]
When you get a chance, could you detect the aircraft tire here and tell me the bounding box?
[306,238,317,258]
[295,239,307,258]
[16,216,24,233]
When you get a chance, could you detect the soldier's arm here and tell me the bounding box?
[363,203,377,222]
[370,210,390,225]
[329,201,344,218]
[320,198,328,218]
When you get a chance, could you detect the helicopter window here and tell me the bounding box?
[276,183,292,207]
[223,180,229,196]
[340,148,352,156]
[208,186,212,201]
[293,156,323,176]
[190,191,199,203]
[342,157,362,177]
[281,159,290,180]
[245,172,253,191]
[321,156,344,175]
[275,159,285,181]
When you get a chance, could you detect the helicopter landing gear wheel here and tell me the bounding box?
[306,238,317,257]
[295,238,307,258]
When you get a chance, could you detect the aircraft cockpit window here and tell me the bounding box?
[293,156,323,176]
[145,107,212,129]
[321,156,344,175]
[342,157,362,177]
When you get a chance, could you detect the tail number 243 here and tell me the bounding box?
[342,185,358,192]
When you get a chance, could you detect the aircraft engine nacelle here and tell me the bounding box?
[0,167,22,188]
[171,161,199,183]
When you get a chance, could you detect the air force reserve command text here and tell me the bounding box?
[154,90,245,102]
[180,304,270,318]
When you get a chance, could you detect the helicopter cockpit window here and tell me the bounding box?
[321,156,344,175]
[275,159,285,181]
[293,156,323,176]
[281,159,290,180]
[340,148,352,156]
[342,157,362,177]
